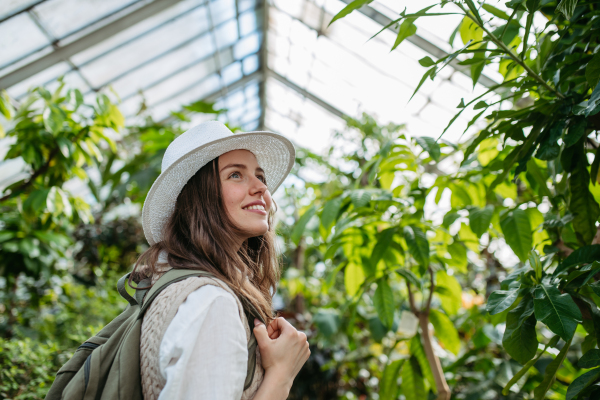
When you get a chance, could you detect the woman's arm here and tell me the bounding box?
[252,317,311,400]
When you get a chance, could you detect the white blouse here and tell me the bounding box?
[157,285,249,400]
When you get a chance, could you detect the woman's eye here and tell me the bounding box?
[257,175,266,183]
[230,172,241,179]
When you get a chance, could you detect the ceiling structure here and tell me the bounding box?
[0,0,502,157]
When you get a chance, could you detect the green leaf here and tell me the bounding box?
[436,270,462,315]
[396,268,422,289]
[321,197,343,230]
[500,209,532,262]
[371,227,397,271]
[442,212,460,228]
[533,285,582,341]
[418,56,436,67]
[470,60,485,87]
[482,4,510,19]
[349,190,371,208]
[313,309,341,338]
[344,261,365,297]
[591,145,600,185]
[0,90,13,119]
[429,309,460,355]
[291,205,316,245]
[564,118,587,148]
[374,279,395,328]
[409,66,436,101]
[566,368,600,400]
[569,152,600,244]
[409,335,436,392]
[380,359,405,400]
[391,18,417,51]
[459,16,483,46]
[586,52,600,89]
[503,296,538,364]
[556,0,579,20]
[403,226,429,267]
[534,337,573,399]
[23,188,50,213]
[66,88,83,111]
[56,137,72,158]
[469,205,494,238]
[578,349,600,368]
[487,289,519,315]
[402,356,426,400]
[415,136,440,162]
[43,105,65,135]
[554,245,600,276]
[328,0,374,26]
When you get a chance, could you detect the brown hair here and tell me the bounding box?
[133,157,279,324]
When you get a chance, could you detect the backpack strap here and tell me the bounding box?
[138,269,215,318]
[117,273,138,306]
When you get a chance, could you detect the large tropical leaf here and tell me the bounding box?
[500,208,532,262]
[373,278,395,328]
[402,355,426,400]
[566,368,600,400]
[469,205,494,238]
[403,225,429,267]
[486,289,519,315]
[502,295,537,364]
[291,205,316,245]
[435,270,462,315]
[554,244,600,276]
[379,359,404,400]
[533,285,582,341]
[429,309,460,355]
[344,261,365,297]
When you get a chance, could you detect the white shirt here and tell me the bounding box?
[158,285,249,400]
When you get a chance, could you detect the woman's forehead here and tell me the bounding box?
[219,149,260,167]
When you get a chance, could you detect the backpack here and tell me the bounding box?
[45,268,263,400]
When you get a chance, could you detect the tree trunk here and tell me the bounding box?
[418,313,451,400]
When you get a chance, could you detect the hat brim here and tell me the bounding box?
[142,131,295,245]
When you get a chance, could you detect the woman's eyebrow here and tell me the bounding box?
[219,163,265,174]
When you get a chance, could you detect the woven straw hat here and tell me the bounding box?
[141,120,295,245]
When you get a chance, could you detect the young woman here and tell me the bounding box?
[134,121,308,399]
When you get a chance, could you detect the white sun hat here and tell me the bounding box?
[141,120,295,245]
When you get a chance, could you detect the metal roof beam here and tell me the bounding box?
[0,0,184,90]
[338,0,499,88]
[267,69,348,120]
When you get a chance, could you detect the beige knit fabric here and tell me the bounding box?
[140,275,264,400]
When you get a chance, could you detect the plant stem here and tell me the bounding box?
[419,313,451,400]
[456,2,565,99]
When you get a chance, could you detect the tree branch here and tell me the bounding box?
[455,2,565,99]
[0,146,60,203]
[419,314,451,400]
[424,267,435,313]
[407,282,419,315]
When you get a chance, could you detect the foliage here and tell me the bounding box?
[320,0,600,398]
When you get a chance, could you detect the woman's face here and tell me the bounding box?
[218,149,272,239]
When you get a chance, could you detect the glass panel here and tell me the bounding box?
[0,45,53,77]
[221,61,242,85]
[7,62,70,98]
[238,9,258,37]
[70,1,206,66]
[238,0,257,14]
[0,0,40,20]
[109,33,215,100]
[0,13,50,69]
[234,32,260,60]
[214,18,238,50]
[149,73,221,121]
[242,54,259,75]
[143,56,218,106]
[78,6,211,88]
[209,0,235,26]
[32,0,138,39]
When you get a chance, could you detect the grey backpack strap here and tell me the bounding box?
[117,273,137,306]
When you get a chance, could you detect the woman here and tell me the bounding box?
[134,121,308,399]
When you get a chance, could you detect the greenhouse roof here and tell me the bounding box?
[0,0,503,153]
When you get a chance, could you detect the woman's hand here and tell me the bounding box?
[253,317,310,393]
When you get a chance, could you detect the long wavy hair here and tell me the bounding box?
[133,156,279,324]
